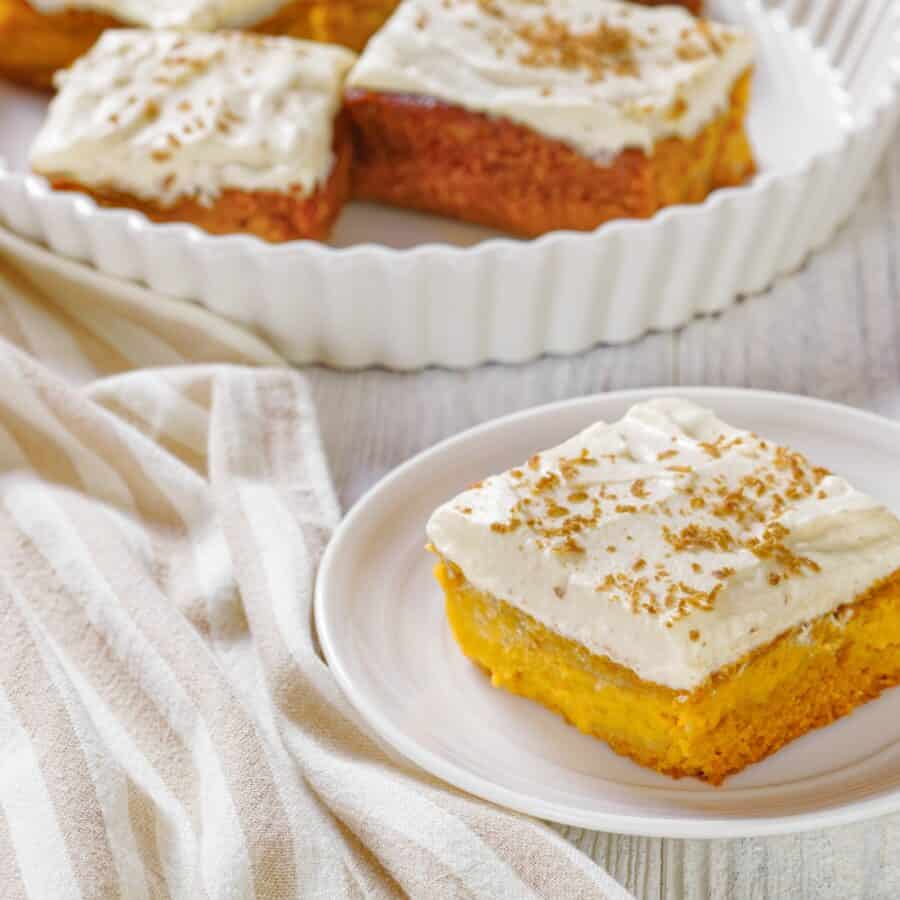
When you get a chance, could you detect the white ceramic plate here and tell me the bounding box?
[1,0,899,369]
[316,388,900,838]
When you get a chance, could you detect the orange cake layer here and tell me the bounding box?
[436,561,900,784]
[0,0,392,89]
[640,0,701,12]
[0,0,115,88]
[46,119,352,242]
[252,0,402,51]
[346,69,754,238]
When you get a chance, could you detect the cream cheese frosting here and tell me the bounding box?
[28,0,286,30]
[30,30,357,205]
[427,399,900,691]
[347,0,754,157]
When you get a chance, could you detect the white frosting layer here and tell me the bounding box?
[29,0,286,29]
[31,30,356,204]
[347,0,754,156]
[427,399,900,691]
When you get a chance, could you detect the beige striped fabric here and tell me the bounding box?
[0,227,633,900]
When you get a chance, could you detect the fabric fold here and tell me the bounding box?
[0,227,631,900]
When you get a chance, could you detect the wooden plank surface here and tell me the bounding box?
[307,139,900,898]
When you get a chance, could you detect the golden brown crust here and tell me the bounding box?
[436,560,900,784]
[346,69,754,238]
[43,115,352,242]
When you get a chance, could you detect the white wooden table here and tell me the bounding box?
[307,138,900,899]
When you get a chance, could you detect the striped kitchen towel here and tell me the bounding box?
[0,226,632,900]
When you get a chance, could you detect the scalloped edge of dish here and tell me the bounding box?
[0,0,898,368]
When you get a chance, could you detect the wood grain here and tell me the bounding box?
[307,138,900,898]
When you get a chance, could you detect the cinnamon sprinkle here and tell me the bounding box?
[478,407,844,620]
[516,14,637,81]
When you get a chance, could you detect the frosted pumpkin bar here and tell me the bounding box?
[30,30,355,242]
[426,399,900,783]
[346,0,754,237]
[0,0,392,88]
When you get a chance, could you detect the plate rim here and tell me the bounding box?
[315,386,900,838]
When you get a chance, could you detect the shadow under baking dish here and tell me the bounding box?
[316,388,900,838]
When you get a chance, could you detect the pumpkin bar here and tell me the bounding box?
[426,399,900,783]
[0,0,392,88]
[30,30,355,242]
[346,0,753,238]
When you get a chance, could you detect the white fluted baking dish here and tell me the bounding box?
[0,0,898,370]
